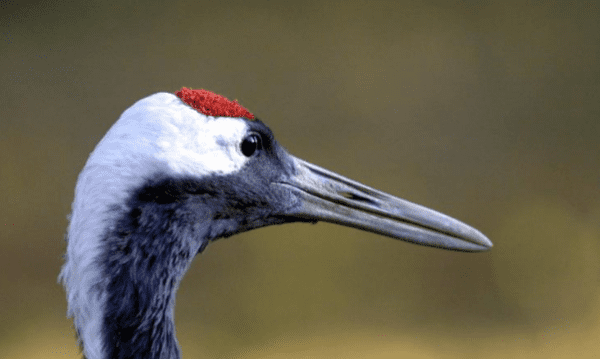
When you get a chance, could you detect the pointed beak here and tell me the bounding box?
[277,157,492,252]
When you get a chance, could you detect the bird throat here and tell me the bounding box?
[100,199,207,359]
[89,169,282,358]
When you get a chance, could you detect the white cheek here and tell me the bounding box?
[156,116,250,177]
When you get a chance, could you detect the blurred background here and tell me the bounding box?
[1,1,599,358]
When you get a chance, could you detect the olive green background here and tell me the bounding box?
[1,1,599,358]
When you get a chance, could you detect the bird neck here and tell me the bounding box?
[99,201,208,359]
[78,173,281,359]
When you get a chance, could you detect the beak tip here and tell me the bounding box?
[472,233,493,251]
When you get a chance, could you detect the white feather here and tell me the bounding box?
[59,92,251,359]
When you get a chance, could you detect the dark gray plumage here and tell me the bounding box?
[60,91,491,359]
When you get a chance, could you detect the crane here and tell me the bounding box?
[59,87,492,359]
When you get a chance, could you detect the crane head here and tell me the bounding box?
[60,87,491,359]
[77,87,491,251]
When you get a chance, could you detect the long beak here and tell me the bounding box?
[278,157,492,252]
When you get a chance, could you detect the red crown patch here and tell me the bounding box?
[175,87,255,120]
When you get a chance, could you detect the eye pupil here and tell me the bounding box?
[241,134,262,157]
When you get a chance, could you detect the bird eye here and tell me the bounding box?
[240,133,262,157]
